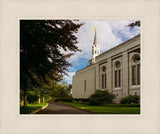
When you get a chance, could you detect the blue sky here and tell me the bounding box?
[63,20,140,84]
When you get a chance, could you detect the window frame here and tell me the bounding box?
[131,54,140,86]
[101,66,107,89]
[114,61,121,88]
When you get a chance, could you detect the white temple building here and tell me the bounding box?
[72,28,140,102]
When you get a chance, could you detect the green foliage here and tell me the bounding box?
[20,103,47,114]
[20,20,82,91]
[25,82,72,104]
[48,82,72,99]
[89,90,115,105]
[120,95,140,104]
[54,98,89,103]
[55,97,73,102]
[127,21,140,28]
[27,92,39,104]
[45,96,52,102]
[73,98,89,103]
[20,20,82,107]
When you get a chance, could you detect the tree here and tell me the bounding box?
[127,20,140,28]
[27,91,39,104]
[48,81,72,99]
[20,20,82,107]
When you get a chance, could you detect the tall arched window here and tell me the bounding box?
[101,66,107,89]
[114,61,121,88]
[132,55,140,85]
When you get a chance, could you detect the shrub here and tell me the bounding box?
[54,97,73,102]
[55,98,72,102]
[120,95,140,104]
[73,98,89,102]
[89,90,115,105]
[72,100,77,103]
[71,99,89,104]
[54,98,89,103]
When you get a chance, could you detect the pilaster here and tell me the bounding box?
[107,58,112,92]
[122,51,129,97]
[95,64,99,90]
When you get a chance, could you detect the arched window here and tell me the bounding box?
[132,55,140,85]
[114,61,121,88]
[101,66,107,89]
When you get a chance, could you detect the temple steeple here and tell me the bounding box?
[94,27,97,46]
[91,27,100,64]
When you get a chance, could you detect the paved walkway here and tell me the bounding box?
[35,102,95,114]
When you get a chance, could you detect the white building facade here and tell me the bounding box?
[72,29,140,103]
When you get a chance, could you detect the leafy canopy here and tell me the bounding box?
[20,20,82,90]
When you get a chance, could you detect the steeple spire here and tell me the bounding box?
[91,27,100,64]
[94,27,97,46]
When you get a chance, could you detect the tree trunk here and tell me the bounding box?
[38,95,41,104]
[42,96,45,103]
[23,90,27,107]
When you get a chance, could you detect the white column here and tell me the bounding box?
[122,51,129,97]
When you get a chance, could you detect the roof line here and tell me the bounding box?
[91,34,140,60]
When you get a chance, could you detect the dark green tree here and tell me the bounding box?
[47,81,71,99]
[20,20,82,107]
[127,20,140,28]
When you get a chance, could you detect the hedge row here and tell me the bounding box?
[54,92,140,105]
[54,98,89,102]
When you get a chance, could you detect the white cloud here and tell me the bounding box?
[107,20,140,39]
[63,72,75,84]
[62,20,140,83]
[67,20,140,64]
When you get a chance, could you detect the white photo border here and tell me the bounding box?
[0,0,160,134]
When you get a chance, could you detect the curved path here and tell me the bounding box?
[35,102,95,114]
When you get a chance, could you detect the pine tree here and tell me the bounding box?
[20,20,82,106]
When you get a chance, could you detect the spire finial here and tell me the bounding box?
[95,27,96,32]
[94,27,97,45]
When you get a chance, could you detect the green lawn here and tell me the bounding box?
[64,102,140,114]
[20,103,48,114]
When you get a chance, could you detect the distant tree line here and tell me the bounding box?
[20,81,72,105]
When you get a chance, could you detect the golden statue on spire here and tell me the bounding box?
[94,27,97,45]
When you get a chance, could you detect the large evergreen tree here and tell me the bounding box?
[20,20,82,106]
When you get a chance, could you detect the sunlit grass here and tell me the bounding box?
[64,102,140,114]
